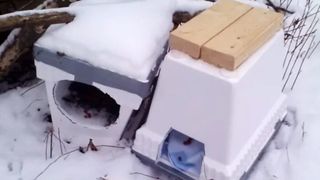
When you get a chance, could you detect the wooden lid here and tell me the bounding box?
[169,0,283,70]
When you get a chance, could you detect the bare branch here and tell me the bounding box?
[266,0,294,14]
[282,0,320,91]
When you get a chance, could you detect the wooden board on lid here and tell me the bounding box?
[169,0,283,70]
[201,7,283,70]
[169,0,252,59]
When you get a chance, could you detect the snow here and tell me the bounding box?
[0,83,177,180]
[246,0,307,11]
[0,83,50,180]
[248,46,320,180]
[36,0,213,82]
[176,0,214,14]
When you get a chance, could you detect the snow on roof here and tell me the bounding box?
[36,0,212,82]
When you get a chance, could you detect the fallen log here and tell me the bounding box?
[0,11,75,32]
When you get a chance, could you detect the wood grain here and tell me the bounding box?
[201,8,283,70]
[169,0,252,58]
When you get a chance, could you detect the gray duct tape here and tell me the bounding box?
[34,46,166,98]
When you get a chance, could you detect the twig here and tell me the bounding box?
[95,144,126,149]
[50,131,53,158]
[285,0,293,11]
[33,148,79,180]
[130,172,162,180]
[308,40,320,59]
[22,98,43,112]
[18,0,36,11]
[58,128,63,155]
[301,121,306,142]
[34,144,127,180]
[290,35,316,90]
[291,30,317,40]
[284,1,313,53]
[44,127,67,157]
[97,176,108,180]
[285,146,291,164]
[87,139,98,151]
[52,133,67,152]
[283,18,319,90]
[292,17,319,53]
[279,0,285,6]
[283,20,300,66]
[44,132,49,160]
[285,24,306,33]
[265,0,294,14]
[282,3,312,78]
[282,2,320,91]
[20,80,44,96]
[283,10,308,68]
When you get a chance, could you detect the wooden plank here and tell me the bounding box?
[169,0,252,58]
[201,8,283,70]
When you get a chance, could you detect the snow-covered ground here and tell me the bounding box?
[0,0,320,180]
[3,50,320,180]
[0,82,177,180]
[248,49,320,180]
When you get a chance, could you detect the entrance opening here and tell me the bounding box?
[54,80,120,128]
[157,129,205,179]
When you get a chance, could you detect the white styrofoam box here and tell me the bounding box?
[133,30,287,180]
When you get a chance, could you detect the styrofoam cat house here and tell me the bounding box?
[133,30,287,180]
[32,0,176,146]
[33,46,164,145]
[133,1,287,179]
[32,0,288,179]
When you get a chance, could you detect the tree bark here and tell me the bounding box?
[0,11,75,32]
[0,25,46,73]
[0,0,75,77]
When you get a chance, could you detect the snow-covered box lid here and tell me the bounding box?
[35,0,212,81]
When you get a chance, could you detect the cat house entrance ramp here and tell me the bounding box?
[133,1,287,180]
